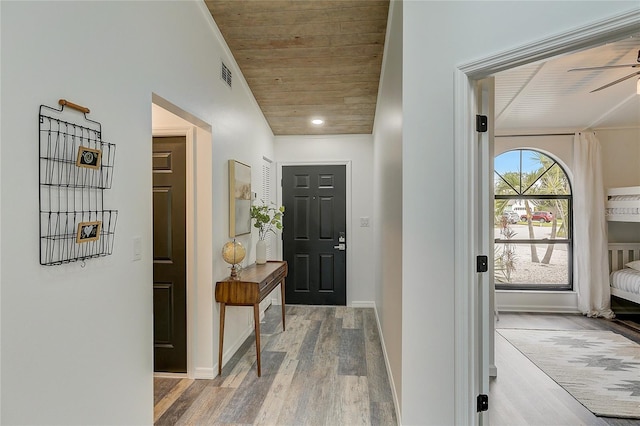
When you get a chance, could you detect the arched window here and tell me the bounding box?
[494,149,572,290]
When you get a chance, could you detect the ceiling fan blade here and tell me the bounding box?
[569,64,639,72]
[590,70,640,93]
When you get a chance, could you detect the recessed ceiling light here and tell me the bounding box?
[311,119,324,125]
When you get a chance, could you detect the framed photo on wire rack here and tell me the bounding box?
[76,146,102,170]
[76,220,102,243]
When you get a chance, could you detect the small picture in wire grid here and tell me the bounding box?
[76,221,102,244]
[76,146,102,170]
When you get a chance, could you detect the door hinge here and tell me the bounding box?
[476,255,488,273]
[476,115,488,133]
[477,394,488,412]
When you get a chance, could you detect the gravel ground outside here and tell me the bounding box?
[495,223,569,285]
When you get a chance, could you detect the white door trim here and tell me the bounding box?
[459,9,640,80]
[276,161,352,304]
[453,67,477,426]
[453,8,640,424]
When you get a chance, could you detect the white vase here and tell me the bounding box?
[256,239,267,264]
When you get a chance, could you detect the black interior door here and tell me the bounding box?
[152,136,187,372]
[282,165,347,305]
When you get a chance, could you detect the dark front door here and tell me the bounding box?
[152,136,187,373]
[282,165,347,305]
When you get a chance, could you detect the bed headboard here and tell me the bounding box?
[609,243,640,273]
[606,186,640,223]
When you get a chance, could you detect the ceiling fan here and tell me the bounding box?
[568,49,640,93]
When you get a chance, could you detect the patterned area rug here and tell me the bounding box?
[498,329,640,419]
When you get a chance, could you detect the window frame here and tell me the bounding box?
[494,150,573,291]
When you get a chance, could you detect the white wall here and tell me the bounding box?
[495,134,574,175]
[600,127,640,243]
[1,1,273,424]
[601,127,640,188]
[274,135,374,305]
[402,2,639,424]
[0,2,3,419]
[372,0,403,416]
[0,1,3,419]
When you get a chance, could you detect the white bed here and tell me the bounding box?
[606,186,640,222]
[609,243,640,305]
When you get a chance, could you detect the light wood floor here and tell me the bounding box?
[155,309,640,425]
[491,313,640,426]
[154,305,397,425]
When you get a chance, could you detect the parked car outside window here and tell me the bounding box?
[502,211,520,224]
[521,211,553,223]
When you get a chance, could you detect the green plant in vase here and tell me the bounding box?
[250,201,284,264]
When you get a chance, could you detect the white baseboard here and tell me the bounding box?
[489,364,497,378]
[260,297,273,313]
[216,294,281,377]
[195,367,214,380]
[372,305,401,426]
[497,305,581,313]
[496,290,579,313]
[154,368,212,380]
[153,372,187,379]
[217,325,254,377]
[351,301,376,308]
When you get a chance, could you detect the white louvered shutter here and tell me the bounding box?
[262,158,277,259]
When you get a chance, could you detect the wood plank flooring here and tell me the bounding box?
[154,305,397,425]
[491,313,640,426]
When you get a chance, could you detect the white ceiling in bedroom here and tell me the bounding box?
[495,33,640,132]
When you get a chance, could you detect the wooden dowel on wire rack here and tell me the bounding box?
[58,99,90,114]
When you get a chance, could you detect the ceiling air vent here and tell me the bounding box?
[221,61,232,88]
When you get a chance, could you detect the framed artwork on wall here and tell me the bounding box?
[229,159,251,237]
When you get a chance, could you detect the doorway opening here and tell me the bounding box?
[153,135,188,373]
[454,11,640,424]
[151,95,214,379]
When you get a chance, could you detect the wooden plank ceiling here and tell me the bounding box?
[205,0,389,135]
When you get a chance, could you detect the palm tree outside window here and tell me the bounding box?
[494,149,573,290]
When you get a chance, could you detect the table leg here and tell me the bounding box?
[280,279,286,331]
[253,303,261,377]
[218,302,226,376]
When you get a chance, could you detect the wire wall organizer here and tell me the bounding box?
[39,99,118,266]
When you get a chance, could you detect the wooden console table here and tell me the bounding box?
[215,261,287,377]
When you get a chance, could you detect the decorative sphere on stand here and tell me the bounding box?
[222,240,246,278]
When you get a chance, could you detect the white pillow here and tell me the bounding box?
[625,260,640,271]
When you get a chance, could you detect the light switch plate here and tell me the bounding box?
[133,236,142,261]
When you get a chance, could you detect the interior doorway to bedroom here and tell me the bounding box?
[460,15,640,425]
[490,33,640,314]
[151,95,214,380]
